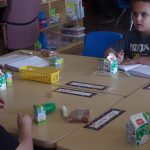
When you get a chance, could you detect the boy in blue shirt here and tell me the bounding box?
[0,97,33,150]
[105,0,150,65]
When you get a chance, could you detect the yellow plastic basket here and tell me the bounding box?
[19,66,60,84]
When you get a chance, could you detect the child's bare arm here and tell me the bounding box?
[122,57,150,65]
[16,114,33,150]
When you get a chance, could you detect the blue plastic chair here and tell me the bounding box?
[82,31,123,58]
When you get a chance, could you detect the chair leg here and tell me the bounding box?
[2,23,7,48]
[114,9,127,28]
[129,13,133,31]
[34,43,37,51]
[129,20,133,31]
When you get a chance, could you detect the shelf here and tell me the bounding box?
[40,21,63,32]
[39,0,84,52]
[57,41,83,52]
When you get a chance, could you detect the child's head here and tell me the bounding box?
[131,0,150,34]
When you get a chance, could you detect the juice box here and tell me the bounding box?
[50,56,64,68]
[33,104,46,125]
[126,112,149,145]
[5,72,13,87]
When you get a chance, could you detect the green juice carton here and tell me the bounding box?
[50,56,64,68]
[126,112,149,145]
[99,53,118,74]
[33,104,46,125]
[0,71,6,91]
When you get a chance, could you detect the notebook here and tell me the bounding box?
[0,54,49,71]
[119,64,150,78]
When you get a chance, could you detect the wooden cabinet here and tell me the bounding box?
[39,0,84,52]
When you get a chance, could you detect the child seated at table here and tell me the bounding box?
[0,97,33,150]
[105,0,150,65]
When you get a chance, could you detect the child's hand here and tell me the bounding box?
[138,57,150,65]
[17,113,32,129]
[117,50,124,64]
[104,48,117,57]
[0,97,5,109]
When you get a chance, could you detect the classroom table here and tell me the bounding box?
[57,86,150,150]
[2,51,149,97]
[0,51,149,148]
[57,54,150,97]
[0,70,123,148]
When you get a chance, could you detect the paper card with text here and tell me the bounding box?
[84,108,125,131]
[66,81,108,91]
[55,87,96,97]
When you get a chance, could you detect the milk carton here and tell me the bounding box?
[143,112,150,134]
[0,70,6,91]
[126,113,149,145]
[99,53,118,73]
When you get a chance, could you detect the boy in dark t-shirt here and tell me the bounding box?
[0,97,33,150]
[105,0,150,65]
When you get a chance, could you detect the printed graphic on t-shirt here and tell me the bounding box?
[130,43,150,57]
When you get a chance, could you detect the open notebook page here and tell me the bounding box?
[128,65,150,78]
[5,56,49,69]
[118,64,142,72]
[0,54,30,67]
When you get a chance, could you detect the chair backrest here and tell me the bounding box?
[2,0,41,49]
[82,31,123,58]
